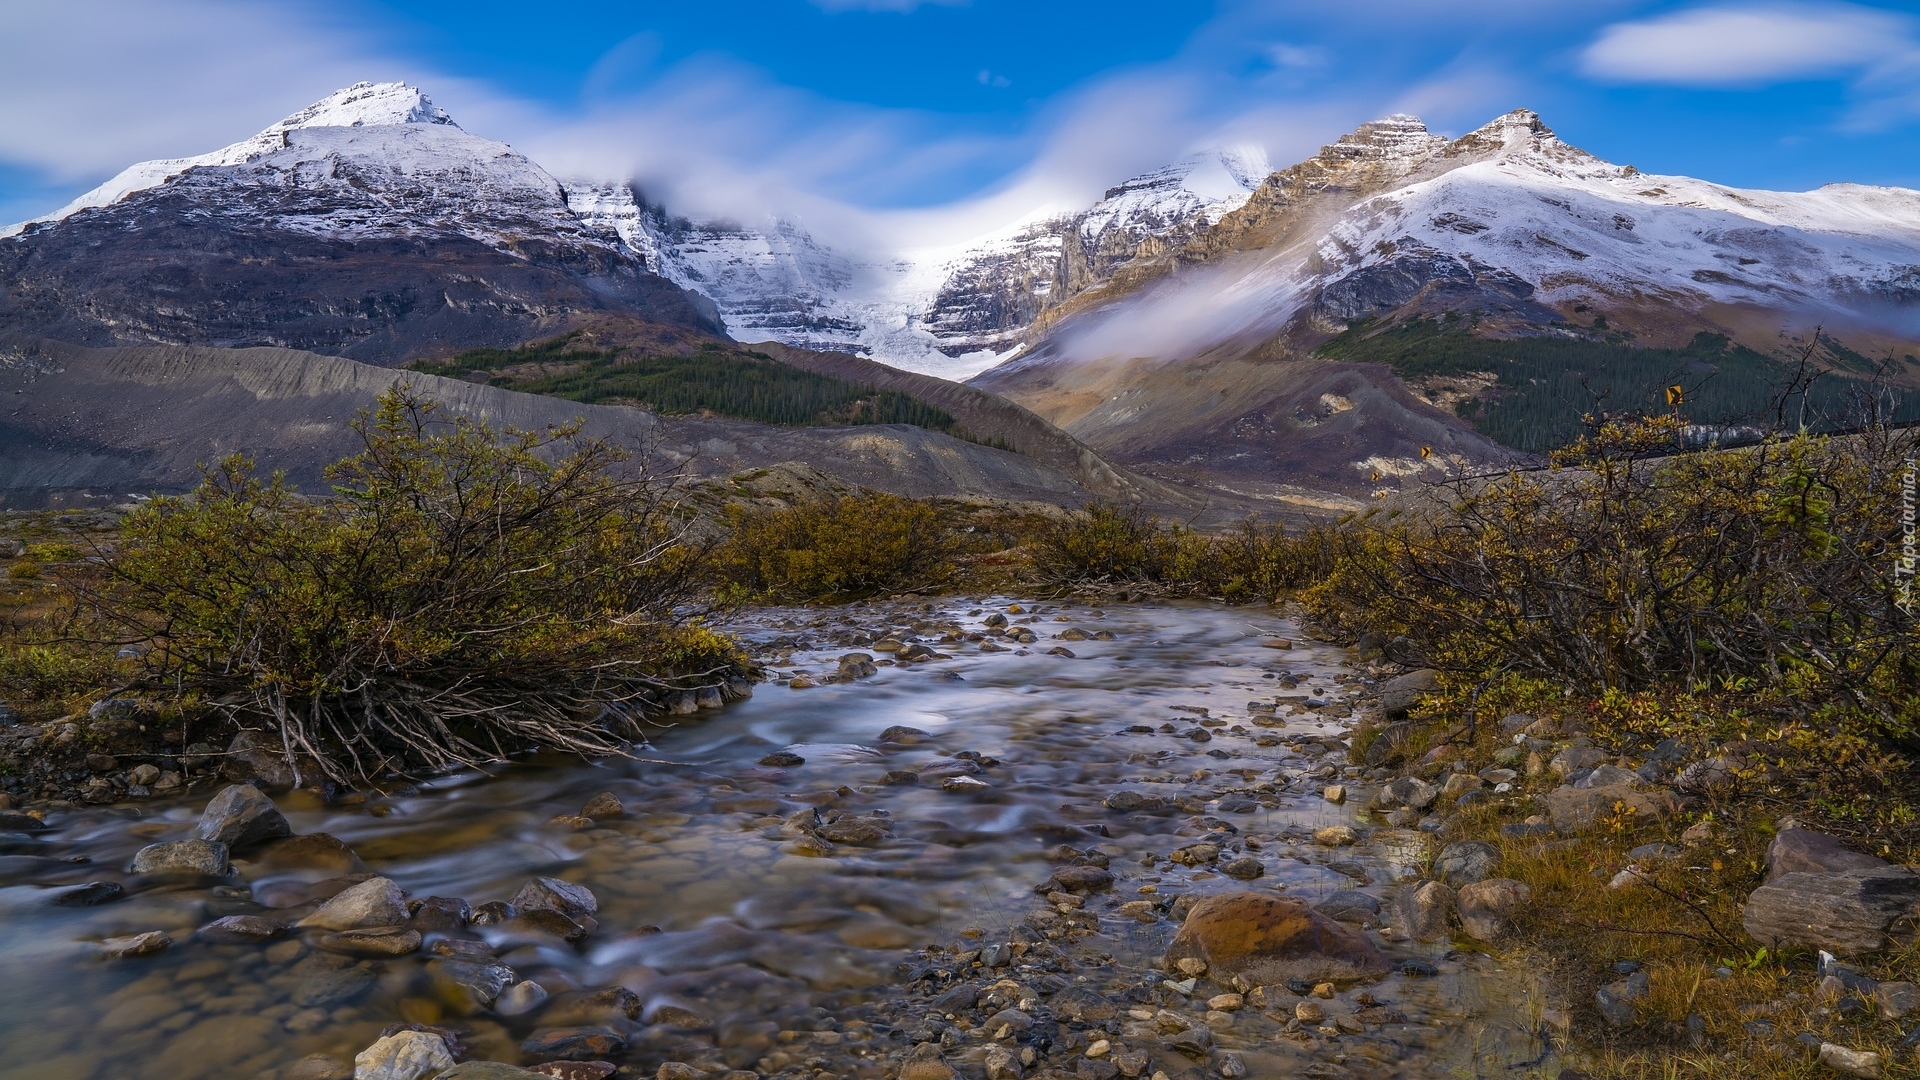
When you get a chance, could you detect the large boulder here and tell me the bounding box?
[1398,880,1455,942]
[1766,827,1890,883]
[352,1030,453,1080]
[194,784,292,851]
[297,876,408,931]
[1743,867,1920,956]
[1164,893,1391,984]
[1378,669,1441,717]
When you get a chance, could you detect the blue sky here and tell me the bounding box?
[3,0,1919,236]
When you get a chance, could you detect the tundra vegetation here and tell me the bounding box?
[0,388,1915,1077]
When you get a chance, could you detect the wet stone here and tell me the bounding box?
[195,783,293,851]
[511,876,598,920]
[758,751,805,767]
[52,880,124,907]
[130,838,230,876]
[428,957,517,1010]
[197,914,288,943]
[298,876,408,930]
[318,926,422,956]
[99,930,171,958]
[1220,857,1264,880]
[520,1027,628,1061]
[409,895,473,935]
[354,1029,455,1080]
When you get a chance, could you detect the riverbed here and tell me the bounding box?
[0,599,1562,1080]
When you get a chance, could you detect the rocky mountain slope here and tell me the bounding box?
[565,149,1268,379]
[0,83,721,362]
[972,110,1920,498]
[0,334,1121,512]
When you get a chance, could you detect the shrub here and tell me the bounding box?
[1031,503,1339,599]
[70,386,737,784]
[711,492,962,601]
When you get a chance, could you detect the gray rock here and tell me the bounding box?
[1549,745,1608,777]
[1378,669,1440,716]
[1373,775,1438,812]
[1573,764,1641,789]
[297,876,408,931]
[1220,856,1264,880]
[1312,889,1384,926]
[222,730,296,788]
[130,838,231,876]
[197,915,288,943]
[1674,756,1740,794]
[195,784,292,851]
[1876,981,1918,1020]
[510,876,597,920]
[1363,721,1413,766]
[495,980,549,1017]
[1540,784,1682,833]
[1433,841,1501,886]
[1766,827,1890,883]
[1399,880,1454,942]
[1596,970,1649,1026]
[352,1030,454,1080]
[1818,1043,1884,1078]
[99,930,172,958]
[1456,878,1530,941]
[428,957,516,1010]
[1743,868,1920,956]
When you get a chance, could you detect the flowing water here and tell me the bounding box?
[0,600,1562,1080]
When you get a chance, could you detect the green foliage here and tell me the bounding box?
[712,493,963,601]
[413,335,960,432]
[1317,320,1920,451]
[1032,503,1338,600]
[1304,417,1920,747]
[74,386,738,783]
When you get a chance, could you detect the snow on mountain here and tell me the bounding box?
[562,148,1274,379]
[1,82,461,240]
[1038,110,1920,367]
[1324,113,1920,327]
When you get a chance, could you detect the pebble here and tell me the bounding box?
[98,931,171,958]
[1314,825,1358,846]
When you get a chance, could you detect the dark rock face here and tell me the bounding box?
[1312,246,1559,327]
[0,177,720,363]
[1766,827,1892,883]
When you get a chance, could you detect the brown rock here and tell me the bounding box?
[1541,784,1682,833]
[1399,880,1455,942]
[255,833,368,875]
[1766,827,1889,883]
[1456,878,1531,941]
[579,792,625,821]
[511,877,597,920]
[318,927,422,956]
[1163,893,1391,984]
[1743,868,1920,956]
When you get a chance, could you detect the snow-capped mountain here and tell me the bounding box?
[562,149,1270,379]
[0,82,719,360]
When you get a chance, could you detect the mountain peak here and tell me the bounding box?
[267,82,458,135]
[1320,114,1446,164]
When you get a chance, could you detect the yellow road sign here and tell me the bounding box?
[1666,385,1684,407]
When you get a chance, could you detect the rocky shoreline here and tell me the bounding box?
[0,597,1909,1080]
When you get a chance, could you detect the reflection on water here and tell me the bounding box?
[0,600,1555,1080]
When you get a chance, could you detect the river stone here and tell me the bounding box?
[429,957,517,1010]
[99,930,172,958]
[1742,868,1920,956]
[878,725,932,744]
[1314,826,1358,847]
[496,979,550,1016]
[1378,669,1440,716]
[197,914,288,943]
[1313,890,1383,927]
[1051,987,1119,1022]
[353,1029,455,1080]
[291,958,379,1007]
[285,1054,354,1080]
[194,783,292,851]
[0,811,46,832]
[1818,1044,1884,1079]
[1399,880,1455,942]
[256,833,368,875]
[1766,827,1891,883]
[130,838,231,876]
[1220,856,1264,880]
[521,1027,627,1060]
[436,1065,545,1080]
[319,926,422,956]
[409,895,473,935]
[53,880,124,906]
[298,876,408,930]
[1164,893,1391,984]
[1456,878,1531,941]
[1046,865,1115,893]
[1541,784,1682,833]
[1433,841,1501,886]
[758,751,805,767]
[511,876,598,919]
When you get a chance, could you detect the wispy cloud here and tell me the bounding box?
[1581,2,1915,86]
[808,0,965,12]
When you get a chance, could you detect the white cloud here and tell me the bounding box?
[1581,2,1916,86]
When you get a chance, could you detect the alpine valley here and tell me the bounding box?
[4,81,1918,510]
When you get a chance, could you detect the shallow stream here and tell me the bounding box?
[0,600,1561,1080]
